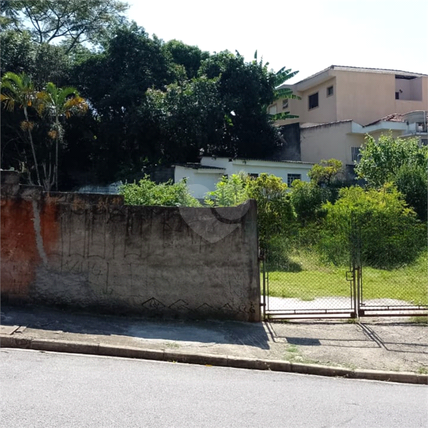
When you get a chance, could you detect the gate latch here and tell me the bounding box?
[346,270,355,282]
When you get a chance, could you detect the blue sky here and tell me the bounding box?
[125,0,428,83]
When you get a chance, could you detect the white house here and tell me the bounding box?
[174,157,314,199]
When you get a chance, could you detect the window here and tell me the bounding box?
[327,86,334,97]
[351,147,362,163]
[282,99,289,109]
[308,92,318,110]
[287,174,301,187]
[268,105,277,115]
[395,92,400,100]
[421,139,428,146]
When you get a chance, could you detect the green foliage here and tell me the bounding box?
[6,0,129,53]
[205,174,248,207]
[320,184,426,269]
[198,51,296,158]
[120,176,201,207]
[205,173,295,258]
[145,76,225,163]
[162,40,210,80]
[308,158,343,185]
[246,174,296,254]
[289,180,333,224]
[355,134,428,188]
[394,164,428,222]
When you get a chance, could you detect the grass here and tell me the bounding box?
[263,251,428,305]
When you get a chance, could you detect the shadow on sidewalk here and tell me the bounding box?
[0,305,270,349]
[266,320,428,355]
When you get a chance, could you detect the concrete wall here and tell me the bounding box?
[300,121,361,166]
[276,123,302,161]
[1,172,260,322]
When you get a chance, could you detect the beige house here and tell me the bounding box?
[301,111,428,167]
[270,66,428,171]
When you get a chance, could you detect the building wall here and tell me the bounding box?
[276,123,301,161]
[201,157,312,186]
[276,69,428,127]
[175,167,224,199]
[1,173,260,322]
[300,121,363,165]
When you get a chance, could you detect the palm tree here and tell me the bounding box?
[36,82,88,190]
[1,72,42,186]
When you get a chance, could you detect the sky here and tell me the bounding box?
[125,0,428,84]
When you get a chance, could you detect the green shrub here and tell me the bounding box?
[206,173,296,258]
[204,173,247,207]
[355,133,428,187]
[320,184,426,269]
[290,180,333,224]
[246,173,296,254]
[120,176,201,207]
[394,164,428,222]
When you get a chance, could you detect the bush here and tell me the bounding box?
[355,134,428,187]
[206,173,296,257]
[245,173,296,253]
[320,184,426,269]
[204,174,247,207]
[290,180,333,224]
[394,164,428,222]
[120,176,201,207]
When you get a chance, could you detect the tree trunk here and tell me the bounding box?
[23,107,41,187]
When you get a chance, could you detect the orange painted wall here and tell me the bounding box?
[1,197,59,300]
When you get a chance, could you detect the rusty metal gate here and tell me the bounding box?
[262,214,428,320]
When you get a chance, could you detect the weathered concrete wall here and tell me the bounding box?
[1,172,260,321]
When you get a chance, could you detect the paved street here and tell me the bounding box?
[1,349,427,427]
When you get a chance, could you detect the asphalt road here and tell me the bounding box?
[1,349,427,428]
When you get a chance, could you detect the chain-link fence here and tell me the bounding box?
[262,212,428,319]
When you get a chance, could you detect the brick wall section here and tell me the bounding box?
[1,172,260,321]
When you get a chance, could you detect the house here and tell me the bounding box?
[174,157,314,199]
[300,111,428,171]
[269,66,428,174]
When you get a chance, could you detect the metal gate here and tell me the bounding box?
[262,215,428,320]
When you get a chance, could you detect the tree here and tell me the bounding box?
[308,159,344,186]
[394,164,428,222]
[355,134,428,188]
[4,0,129,54]
[144,76,225,163]
[197,51,298,158]
[320,184,425,269]
[355,133,428,220]
[1,30,72,87]
[0,0,19,30]
[36,82,88,190]
[71,24,175,182]
[162,40,210,80]
[1,71,41,185]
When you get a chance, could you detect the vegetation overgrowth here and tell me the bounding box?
[1,1,299,188]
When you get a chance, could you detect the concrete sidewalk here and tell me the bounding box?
[1,305,427,384]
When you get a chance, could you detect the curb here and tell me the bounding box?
[1,335,427,385]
